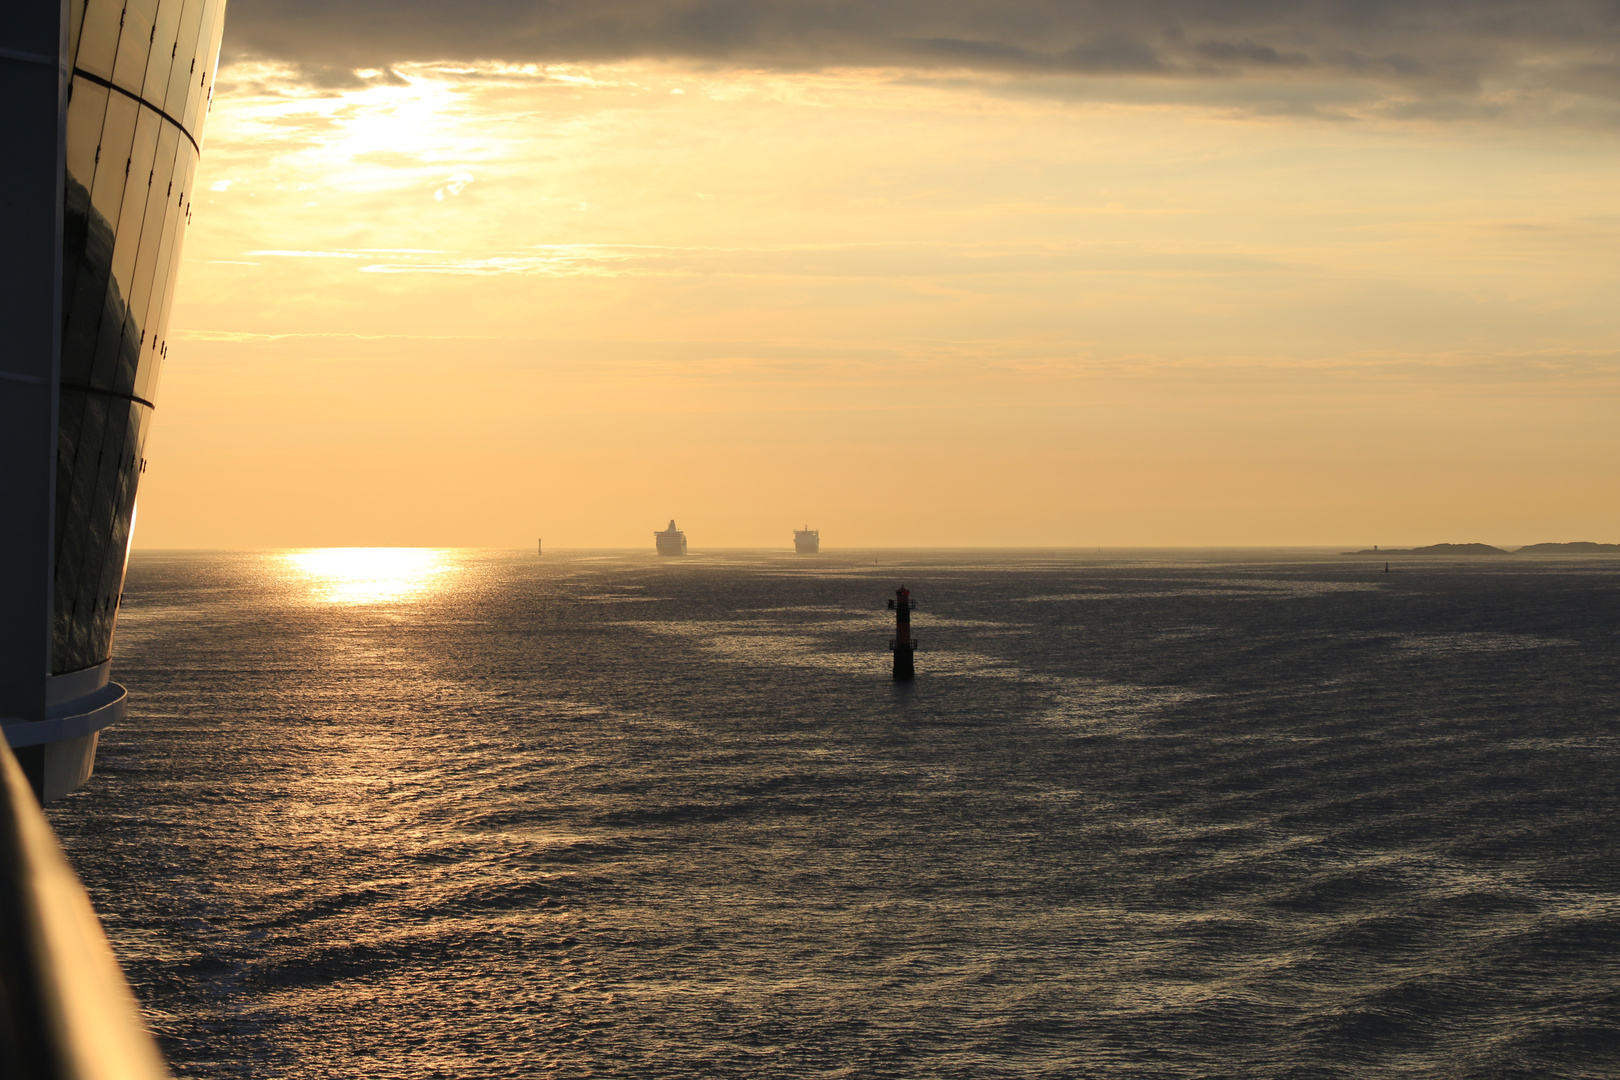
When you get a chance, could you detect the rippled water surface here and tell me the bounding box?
[49,549,1620,1078]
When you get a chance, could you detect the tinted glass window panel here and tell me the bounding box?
[87,91,139,239]
[52,399,153,673]
[162,0,206,116]
[131,146,192,401]
[61,242,113,386]
[64,79,108,190]
[64,93,139,385]
[133,269,179,404]
[182,0,226,135]
[61,264,109,386]
[55,390,102,568]
[133,332,166,405]
[79,402,141,666]
[101,404,151,611]
[132,338,165,405]
[90,107,162,390]
[69,0,88,70]
[53,390,88,555]
[143,0,186,103]
[115,104,165,250]
[171,0,212,131]
[64,403,127,665]
[111,0,160,95]
[87,307,140,398]
[78,401,137,663]
[146,151,197,326]
[63,79,111,305]
[116,320,150,401]
[134,149,197,403]
[173,136,198,213]
[74,0,122,80]
[52,390,107,668]
[118,123,182,396]
[50,604,74,677]
[58,529,98,667]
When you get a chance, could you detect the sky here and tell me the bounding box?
[137,0,1620,548]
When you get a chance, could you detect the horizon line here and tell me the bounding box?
[128,543,1617,553]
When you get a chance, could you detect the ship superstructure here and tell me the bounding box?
[655,520,688,555]
[1,0,229,801]
[794,527,820,554]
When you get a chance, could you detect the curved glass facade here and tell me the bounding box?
[53,0,227,674]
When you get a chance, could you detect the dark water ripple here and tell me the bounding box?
[46,550,1620,1078]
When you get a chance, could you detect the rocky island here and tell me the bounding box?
[1344,543,1508,555]
[1345,541,1619,555]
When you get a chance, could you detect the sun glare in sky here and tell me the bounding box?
[137,53,1620,549]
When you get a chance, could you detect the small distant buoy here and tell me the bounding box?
[887,586,917,680]
[538,538,543,556]
[1384,562,1390,573]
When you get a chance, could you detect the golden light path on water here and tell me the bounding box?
[282,547,454,603]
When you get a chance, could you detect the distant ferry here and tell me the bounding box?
[794,527,820,554]
[655,520,688,555]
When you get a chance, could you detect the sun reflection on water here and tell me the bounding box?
[284,548,454,604]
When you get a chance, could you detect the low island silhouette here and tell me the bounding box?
[1515,541,1620,553]
[1346,541,1620,555]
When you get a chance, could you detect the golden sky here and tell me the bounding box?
[138,5,1620,548]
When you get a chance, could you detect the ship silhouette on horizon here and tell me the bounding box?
[656,520,688,555]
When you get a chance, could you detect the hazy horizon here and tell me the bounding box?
[128,539,1618,552]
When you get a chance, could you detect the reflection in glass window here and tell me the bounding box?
[133,152,196,404]
[54,0,225,675]
[112,0,160,94]
[63,80,110,306]
[74,0,122,79]
[52,389,107,665]
[163,0,208,115]
[87,90,139,242]
[90,107,161,391]
[63,89,136,387]
[118,123,183,396]
[69,0,88,67]
[64,80,107,185]
[182,0,227,135]
[143,0,187,100]
[52,397,152,673]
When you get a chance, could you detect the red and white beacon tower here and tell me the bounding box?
[888,586,917,680]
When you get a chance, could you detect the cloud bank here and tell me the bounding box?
[223,0,1620,118]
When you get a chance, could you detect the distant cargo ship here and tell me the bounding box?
[656,520,688,555]
[794,527,820,554]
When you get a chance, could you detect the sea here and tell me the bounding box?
[47,548,1620,1079]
